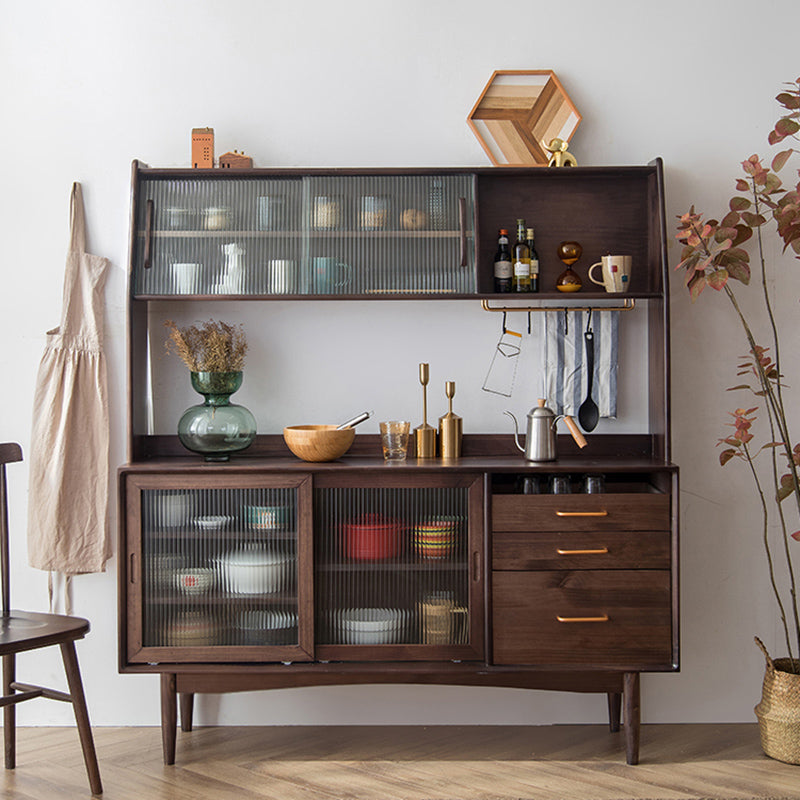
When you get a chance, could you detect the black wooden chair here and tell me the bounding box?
[0,443,102,795]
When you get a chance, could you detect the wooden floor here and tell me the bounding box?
[2,724,799,799]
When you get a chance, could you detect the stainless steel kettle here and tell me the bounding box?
[504,399,587,462]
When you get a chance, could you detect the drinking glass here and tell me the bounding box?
[380,420,410,461]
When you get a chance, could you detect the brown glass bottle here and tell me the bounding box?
[526,227,540,293]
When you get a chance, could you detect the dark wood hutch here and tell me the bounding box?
[119,159,677,765]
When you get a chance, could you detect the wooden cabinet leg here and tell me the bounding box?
[160,673,177,765]
[623,672,640,765]
[607,691,621,733]
[60,642,103,796]
[179,692,194,733]
[3,654,15,770]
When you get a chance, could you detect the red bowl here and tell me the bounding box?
[343,514,403,560]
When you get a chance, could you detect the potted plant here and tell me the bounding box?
[164,319,256,461]
[675,77,800,763]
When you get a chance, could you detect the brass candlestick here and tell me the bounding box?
[438,380,462,459]
[414,363,437,458]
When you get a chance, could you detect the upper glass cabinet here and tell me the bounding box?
[131,168,477,297]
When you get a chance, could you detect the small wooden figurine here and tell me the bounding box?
[219,150,254,169]
[191,127,214,169]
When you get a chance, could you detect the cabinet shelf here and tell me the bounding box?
[317,560,467,573]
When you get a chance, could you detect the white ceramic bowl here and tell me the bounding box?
[174,568,214,595]
[194,515,233,532]
[215,547,295,594]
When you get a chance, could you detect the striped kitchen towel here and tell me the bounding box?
[543,310,619,418]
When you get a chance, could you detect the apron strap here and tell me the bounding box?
[69,182,87,253]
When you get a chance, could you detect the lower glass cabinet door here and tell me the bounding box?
[313,475,485,661]
[123,474,314,664]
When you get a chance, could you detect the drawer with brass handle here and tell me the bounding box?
[492,570,672,666]
[492,493,669,532]
[492,530,670,570]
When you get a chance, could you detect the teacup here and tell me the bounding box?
[312,257,352,293]
[588,254,632,293]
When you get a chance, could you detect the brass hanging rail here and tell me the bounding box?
[480,298,636,313]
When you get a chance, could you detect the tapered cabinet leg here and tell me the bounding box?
[3,654,16,770]
[607,691,621,733]
[60,642,103,795]
[161,673,177,765]
[623,672,641,765]
[179,692,194,733]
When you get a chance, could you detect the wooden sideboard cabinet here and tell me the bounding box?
[120,159,677,767]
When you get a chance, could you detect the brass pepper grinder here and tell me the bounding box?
[438,381,463,459]
[415,363,437,458]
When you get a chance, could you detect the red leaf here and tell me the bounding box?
[791,531,800,542]
[719,449,737,466]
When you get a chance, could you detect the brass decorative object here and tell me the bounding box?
[414,363,437,458]
[545,137,578,167]
[438,381,462,459]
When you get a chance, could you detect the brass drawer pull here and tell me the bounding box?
[556,614,609,623]
[556,547,609,555]
[555,510,608,517]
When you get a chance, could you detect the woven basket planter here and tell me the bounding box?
[754,637,800,764]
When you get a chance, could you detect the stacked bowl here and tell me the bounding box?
[412,516,461,559]
[334,607,407,645]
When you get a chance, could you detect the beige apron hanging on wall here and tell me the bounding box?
[27,182,111,587]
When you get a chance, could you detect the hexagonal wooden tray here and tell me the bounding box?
[467,70,582,166]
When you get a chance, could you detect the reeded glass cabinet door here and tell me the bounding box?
[131,170,476,297]
[123,474,313,664]
[313,474,484,661]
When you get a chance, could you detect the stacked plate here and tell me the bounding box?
[333,607,407,645]
[236,610,298,645]
[412,516,462,559]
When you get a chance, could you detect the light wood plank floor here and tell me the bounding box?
[2,724,799,799]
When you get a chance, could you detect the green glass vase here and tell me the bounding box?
[177,371,256,462]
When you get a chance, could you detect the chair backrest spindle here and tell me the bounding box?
[0,443,24,618]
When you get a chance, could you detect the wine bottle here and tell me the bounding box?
[512,219,531,292]
[526,227,540,293]
[493,228,512,293]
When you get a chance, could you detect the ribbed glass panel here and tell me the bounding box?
[141,487,298,648]
[134,177,303,296]
[314,486,469,646]
[303,175,476,295]
[133,174,475,296]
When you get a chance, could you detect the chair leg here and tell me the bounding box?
[60,641,103,795]
[2,654,15,769]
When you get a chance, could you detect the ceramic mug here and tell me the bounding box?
[588,254,632,293]
[172,262,201,294]
[267,259,296,294]
[312,256,351,293]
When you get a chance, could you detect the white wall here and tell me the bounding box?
[2,0,799,726]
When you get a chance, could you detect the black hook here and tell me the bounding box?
[502,311,507,334]
[585,307,593,333]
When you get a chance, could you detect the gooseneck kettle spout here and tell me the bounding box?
[503,411,526,454]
